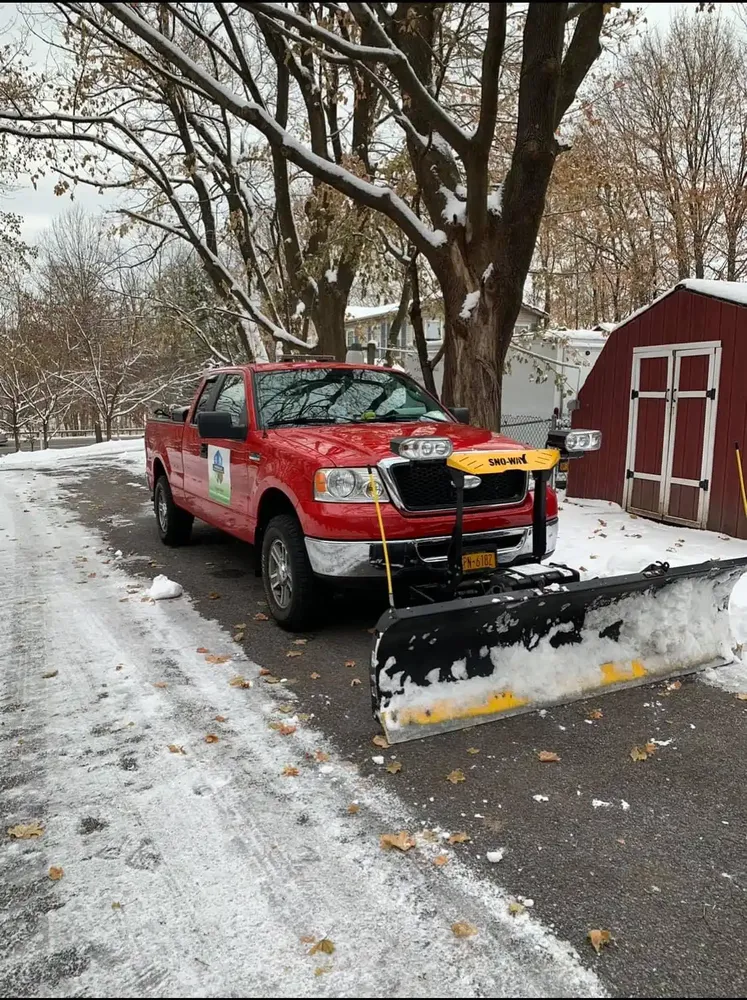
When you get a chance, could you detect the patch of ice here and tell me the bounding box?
[371,755,384,765]
[592,799,611,809]
[147,575,183,600]
[486,849,505,863]
[533,794,549,802]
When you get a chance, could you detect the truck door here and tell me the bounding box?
[182,374,221,522]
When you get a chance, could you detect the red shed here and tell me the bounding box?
[568,279,747,538]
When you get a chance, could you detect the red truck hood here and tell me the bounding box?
[269,422,530,467]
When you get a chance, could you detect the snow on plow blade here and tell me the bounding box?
[371,557,747,744]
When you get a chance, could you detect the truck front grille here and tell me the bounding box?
[389,462,527,512]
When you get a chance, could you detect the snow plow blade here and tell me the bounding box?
[371,557,747,744]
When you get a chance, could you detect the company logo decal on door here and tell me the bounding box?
[208,445,232,505]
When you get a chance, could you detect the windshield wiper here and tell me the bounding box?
[266,416,345,428]
[353,413,426,423]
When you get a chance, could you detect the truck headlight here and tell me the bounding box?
[391,436,454,461]
[314,468,389,503]
[547,428,602,455]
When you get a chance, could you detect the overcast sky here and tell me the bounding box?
[0,1,704,245]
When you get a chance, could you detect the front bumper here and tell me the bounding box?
[305,518,558,580]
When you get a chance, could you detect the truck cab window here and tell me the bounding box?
[192,376,219,424]
[213,374,247,427]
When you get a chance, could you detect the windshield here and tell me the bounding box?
[255,367,452,429]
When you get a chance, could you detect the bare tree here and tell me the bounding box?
[0,2,619,428]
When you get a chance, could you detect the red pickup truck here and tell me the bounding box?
[145,361,558,629]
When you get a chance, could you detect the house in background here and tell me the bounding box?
[345,300,609,440]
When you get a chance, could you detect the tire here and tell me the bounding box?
[154,475,193,546]
[261,514,319,631]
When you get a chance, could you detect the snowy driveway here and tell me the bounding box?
[0,464,603,998]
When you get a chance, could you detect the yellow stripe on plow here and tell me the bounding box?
[599,660,648,685]
[389,689,531,729]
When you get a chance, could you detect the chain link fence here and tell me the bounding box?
[500,414,552,449]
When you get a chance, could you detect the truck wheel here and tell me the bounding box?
[262,514,318,631]
[154,475,193,546]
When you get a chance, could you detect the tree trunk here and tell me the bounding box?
[386,274,412,365]
[94,420,103,444]
[441,270,524,431]
[409,260,438,399]
[311,285,348,360]
[105,414,113,441]
[42,419,50,449]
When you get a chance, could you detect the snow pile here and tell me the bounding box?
[147,575,183,600]
[325,267,338,284]
[0,438,144,470]
[488,184,503,216]
[440,185,467,226]
[459,290,481,320]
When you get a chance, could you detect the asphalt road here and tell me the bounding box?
[43,462,747,998]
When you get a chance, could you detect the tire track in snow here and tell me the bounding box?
[0,469,605,999]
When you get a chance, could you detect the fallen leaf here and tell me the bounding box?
[293,638,308,645]
[153,682,168,689]
[380,831,416,852]
[300,935,316,944]
[344,659,356,668]
[88,572,96,578]
[214,715,227,723]
[372,734,390,749]
[421,829,438,843]
[630,745,650,761]
[314,966,332,977]
[254,612,269,621]
[205,654,231,665]
[42,670,58,679]
[451,921,478,938]
[279,725,297,736]
[167,744,186,755]
[385,761,402,774]
[315,750,330,762]
[111,902,123,911]
[119,598,129,603]
[229,675,252,689]
[263,676,281,685]
[196,647,209,654]
[310,672,321,680]
[115,664,124,671]
[7,821,44,840]
[508,900,526,916]
[233,633,245,643]
[268,721,284,731]
[205,734,219,744]
[259,668,272,676]
[666,680,682,691]
[48,866,64,881]
[350,678,361,687]
[347,803,360,814]
[282,766,300,777]
[645,741,658,754]
[588,928,612,954]
[736,693,747,701]
[208,592,221,600]
[286,650,303,658]
[434,854,450,867]
[466,747,480,755]
[446,769,466,784]
[297,713,311,722]
[278,704,294,714]
[448,831,470,844]
[309,938,335,956]
[588,708,604,719]
[538,750,560,762]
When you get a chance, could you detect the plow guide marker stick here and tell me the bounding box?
[371,557,747,743]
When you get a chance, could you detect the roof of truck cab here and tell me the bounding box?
[207,361,397,375]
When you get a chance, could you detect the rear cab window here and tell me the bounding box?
[191,375,220,424]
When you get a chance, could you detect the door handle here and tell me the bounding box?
[200,443,208,458]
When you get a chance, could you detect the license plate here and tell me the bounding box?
[462,551,497,573]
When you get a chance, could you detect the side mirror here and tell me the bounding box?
[451,406,470,424]
[197,411,247,441]
[171,406,189,423]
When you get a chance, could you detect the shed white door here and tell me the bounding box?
[623,342,721,528]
